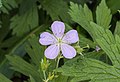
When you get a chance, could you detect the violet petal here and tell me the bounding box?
[51,21,65,38]
[61,44,76,59]
[62,30,79,44]
[45,44,60,59]
[39,32,57,45]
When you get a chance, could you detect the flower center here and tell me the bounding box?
[58,38,62,44]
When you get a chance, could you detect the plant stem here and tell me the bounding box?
[56,57,60,68]
[56,55,63,68]
[43,70,47,81]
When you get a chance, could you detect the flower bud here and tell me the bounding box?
[74,45,84,54]
[41,58,50,71]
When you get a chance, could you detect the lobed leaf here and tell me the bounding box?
[40,0,71,23]
[0,0,17,14]
[57,57,120,82]
[90,22,120,66]
[114,21,120,36]
[69,2,93,36]
[96,0,112,29]
[19,0,37,14]
[10,4,38,36]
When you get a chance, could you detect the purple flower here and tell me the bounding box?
[39,21,79,59]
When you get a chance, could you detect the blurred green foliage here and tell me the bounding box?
[0,0,120,82]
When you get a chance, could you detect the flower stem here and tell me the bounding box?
[43,70,47,81]
[56,57,60,68]
[56,55,63,69]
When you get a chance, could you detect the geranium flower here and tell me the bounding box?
[39,21,79,59]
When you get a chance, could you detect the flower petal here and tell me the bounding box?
[39,32,57,45]
[45,44,60,59]
[51,21,65,38]
[62,30,79,44]
[61,44,76,59]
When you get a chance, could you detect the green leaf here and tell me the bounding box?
[0,15,17,78]
[25,34,44,69]
[65,23,73,31]
[60,17,120,81]
[0,36,18,48]
[52,74,69,82]
[0,21,1,28]
[114,21,120,36]
[69,2,93,35]
[65,23,96,48]
[67,0,89,5]
[79,35,96,48]
[0,0,2,8]
[83,4,93,22]
[0,73,12,82]
[85,51,105,59]
[96,0,112,29]
[10,4,38,36]
[0,0,17,14]
[40,0,71,23]
[107,0,120,14]
[29,75,36,82]
[0,14,11,44]
[57,57,120,82]
[19,0,37,14]
[90,22,120,66]
[6,55,42,82]
[0,25,48,78]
